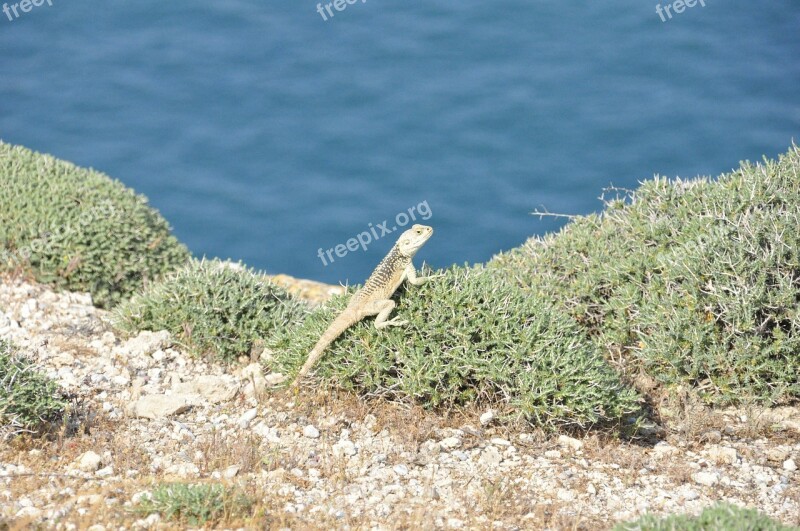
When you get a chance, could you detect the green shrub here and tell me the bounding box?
[113,259,309,363]
[268,265,641,429]
[0,141,191,308]
[133,483,252,526]
[614,503,797,531]
[0,340,66,436]
[490,146,800,406]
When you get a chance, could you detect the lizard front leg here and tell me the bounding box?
[404,263,440,286]
[361,299,408,329]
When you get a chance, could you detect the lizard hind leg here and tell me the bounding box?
[363,299,408,329]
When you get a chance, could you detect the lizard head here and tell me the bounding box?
[397,224,433,256]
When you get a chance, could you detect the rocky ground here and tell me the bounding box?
[0,276,798,530]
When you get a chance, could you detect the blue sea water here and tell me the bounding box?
[1,1,798,284]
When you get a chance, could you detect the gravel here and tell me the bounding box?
[0,277,798,529]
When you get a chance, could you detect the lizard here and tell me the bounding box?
[292,224,435,386]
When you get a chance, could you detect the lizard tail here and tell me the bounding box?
[294,312,359,383]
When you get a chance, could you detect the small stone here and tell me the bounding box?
[95,466,114,478]
[479,410,495,426]
[754,471,773,485]
[112,374,130,386]
[767,448,790,463]
[479,446,503,467]
[783,459,797,472]
[439,437,461,450]
[393,464,409,476]
[419,440,441,457]
[556,488,575,502]
[303,425,320,439]
[131,491,150,504]
[15,506,42,519]
[653,442,679,458]
[490,438,511,447]
[586,483,597,496]
[121,330,171,358]
[333,440,357,457]
[683,489,700,501]
[172,375,239,404]
[692,471,720,486]
[238,408,258,428]
[700,430,722,444]
[447,518,464,529]
[265,372,287,386]
[223,465,240,478]
[544,450,562,459]
[76,451,103,472]
[165,462,200,478]
[128,394,194,419]
[241,363,267,397]
[707,445,738,465]
[558,435,584,452]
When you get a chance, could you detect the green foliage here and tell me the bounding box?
[113,259,309,363]
[490,146,800,406]
[614,503,798,531]
[0,141,190,308]
[0,340,66,436]
[268,265,641,429]
[133,483,252,526]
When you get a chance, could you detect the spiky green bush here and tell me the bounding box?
[268,265,640,429]
[614,503,797,531]
[133,483,253,526]
[490,146,800,406]
[0,340,66,436]
[113,259,309,363]
[0,141,190,307]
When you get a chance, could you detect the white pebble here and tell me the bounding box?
[439,437,461,450]
[393,464,409,476]
[303,425,320,439]
[692,471,720,486]
[238,408,258,428]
